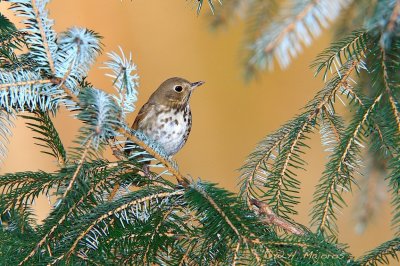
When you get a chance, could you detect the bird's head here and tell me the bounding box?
[149,77,204,107]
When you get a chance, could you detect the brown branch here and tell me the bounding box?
[380,47,400,134]
[178,240,198,266]
[250,199,305,236]
[232,241,241,266]
[107,141,125,201]
[31,0,55,74]
[322,108,341,143]
[107,184,121,201]
[196,186,241,237]
[50,77,79,103]
[0,79,52,90]
[62,138,93,199]
[342,83,364,106]
[387,0,400,33]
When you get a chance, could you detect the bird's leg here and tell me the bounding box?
[142,162,159,180]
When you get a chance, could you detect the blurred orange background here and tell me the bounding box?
[0,0,394,259]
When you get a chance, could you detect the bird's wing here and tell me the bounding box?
[131,102,155,130]
[125,102,155,156]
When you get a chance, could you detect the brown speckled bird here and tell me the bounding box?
[130,77,204,157]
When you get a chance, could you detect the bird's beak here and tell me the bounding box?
[190,81,205,90]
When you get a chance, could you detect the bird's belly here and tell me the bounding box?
[143,111,189,156]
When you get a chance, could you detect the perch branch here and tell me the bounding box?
[250,199,305,236]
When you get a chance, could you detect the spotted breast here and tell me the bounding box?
[134,103,192,156]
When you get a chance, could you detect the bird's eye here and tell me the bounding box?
[174,85,183,93]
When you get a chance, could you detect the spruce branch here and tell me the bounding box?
[250,0,352,71]
[0,110,14,166]
[191,182,241,238]
[0,27,27,69]
[0,12,17,32]
[104,47,138,117]
[312,92,383,237]
[132,208,175,264]
[241,58,364,221]
[20,110,66,167]
[0,70,65,113]
[0,171,61,214]
[380,46,400,135]
[387,0,400,33]
[0,78,51,89]
[320,111,344,153]
[357,237,400,265]
[30,0,56,73]
[55,27,102,95]
[18,160,137,265]
[250,199,305,236]
[240,123,291,208]
[312,30,368,81]
[61,190,184,263]
[62,138,93,199]
[231,240,241,266]
[8,0,57,73]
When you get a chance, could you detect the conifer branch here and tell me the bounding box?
[342,84,364,106]
[357,237,400,265]
[240,126,290,207]
[315,92,383,236]
[138,208,174,264]
[0,79,52,89]
[251,0,351,70]
[178,241,196,266]
[380,47,400,134]
[61,190,184,262]
[242,59,362,222]
[263,1,320,54]
[386,0,400,33]
[322,109,342,143]
[232,240,241,266]
[251,199,305,236]
[313,30,367,80]
[193,184,241,237]
[343,86,392,155]
[272,115,310,216]
[30,0,55,74]
[20,111,67,167]
[18,161,129,265]
[62,137,93,199]
[273,60,359,216]
[0,171,60,214]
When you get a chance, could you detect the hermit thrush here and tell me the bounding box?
[126,77,204,159]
